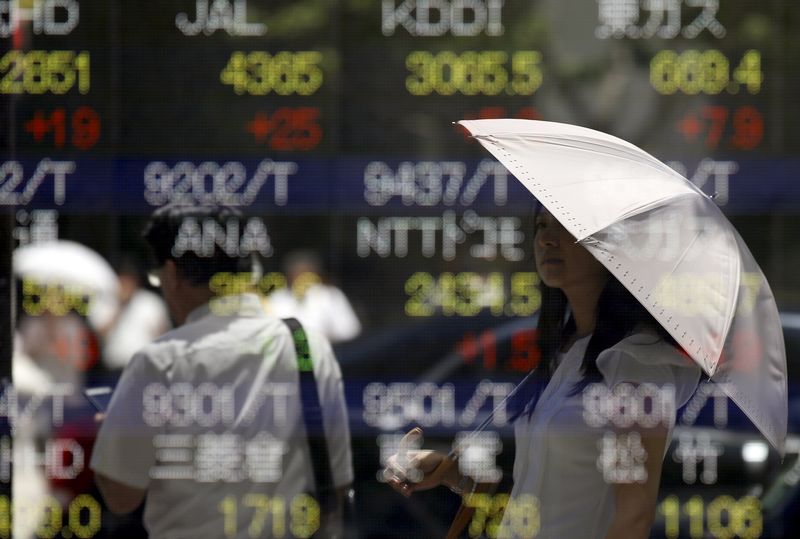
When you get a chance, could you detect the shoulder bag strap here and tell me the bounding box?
[282,317,337,516]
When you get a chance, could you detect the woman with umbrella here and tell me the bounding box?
[386,120,787,538]
[387,206,702,538]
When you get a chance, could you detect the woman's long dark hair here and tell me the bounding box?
[508,270,680,422]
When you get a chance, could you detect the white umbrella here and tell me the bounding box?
[13,240,120,330]
[458,119,788,455]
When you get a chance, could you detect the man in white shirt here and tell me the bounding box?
[100,258,171,370]
[90,204,354,539]
[268,250,361,343]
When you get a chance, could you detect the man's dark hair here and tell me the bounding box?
[142,204,251,286]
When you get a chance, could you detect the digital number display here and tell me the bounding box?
[363,160,509,207]
[404,271,540,317]
[464,493,539,539]
[218,494,320,539]
[0,160,74,206]
[3,1,797,538]
[658,495,762,539]
[0,50,89,95]
[650,49,762,95]
[457,327,540,373]
[21,277,91,316]
[23,107,101,151]
[143,160,297,207]
[220,51,324,96]
[0,495,102,539]
[245,108,322,151]
[676,105,763,151]
[405,50,542,96]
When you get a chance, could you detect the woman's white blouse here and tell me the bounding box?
[497,331,702,539]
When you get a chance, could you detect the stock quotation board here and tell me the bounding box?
[3,0,798,324]
[3,1,800,538]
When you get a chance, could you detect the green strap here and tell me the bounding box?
[291,327,313,372]
[281,317,336,518]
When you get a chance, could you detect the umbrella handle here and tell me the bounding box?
[445,503,475,539]
[397,453,474,539]
[443,477,498,539]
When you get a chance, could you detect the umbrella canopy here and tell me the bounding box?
[458,119,787,455]
[13,240,120,330]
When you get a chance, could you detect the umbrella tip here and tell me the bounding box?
[452,122,472,138]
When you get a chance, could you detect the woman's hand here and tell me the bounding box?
[383,428,462,497]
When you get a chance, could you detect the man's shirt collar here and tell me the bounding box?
[186,293,265,324]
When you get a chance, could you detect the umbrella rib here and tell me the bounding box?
[555,176,680,187]
[614,191,700,224]
[487,133,671,177]
[575,192,700,243]
[521,134,656,161]
[482,132,711,201]
[663,229,702,280]
[711,373,785,455]
[487,134,685,181]
[655,216,740,377]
